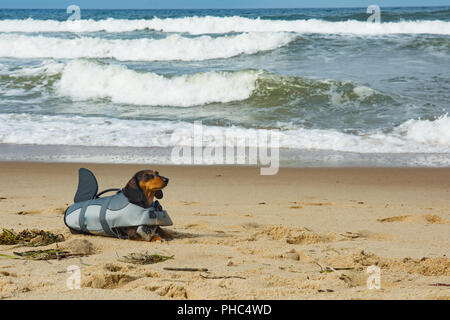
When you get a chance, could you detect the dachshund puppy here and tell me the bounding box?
[121,170,172,241]
[122,170,169,208]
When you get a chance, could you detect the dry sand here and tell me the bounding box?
[0,162,449,300]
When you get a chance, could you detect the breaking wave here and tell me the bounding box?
[2,60,392,108]
[0,113,448,153]
[53,60,392,108]
[0,32,295,61]
[55,60,260,106]
[0,17,449,34]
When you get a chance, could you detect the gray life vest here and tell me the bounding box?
[64,168,173,239]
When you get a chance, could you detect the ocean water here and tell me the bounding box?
[0,7,449,167]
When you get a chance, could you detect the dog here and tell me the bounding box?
[122,170,169,208]
[66,169,172,241]
[120,170,172,241]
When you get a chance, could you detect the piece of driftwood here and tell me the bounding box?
[315,262,354,273]
[163,267,209,272]
[119,252,174,265]
[340,232,363,239]
[200,274,246,280]
[429,283,450,287]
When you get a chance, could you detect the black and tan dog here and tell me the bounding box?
[121,170,172,241]
[123,170,169,208]
[68,169,172,241]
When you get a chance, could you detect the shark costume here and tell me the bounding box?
[64,168,173,239]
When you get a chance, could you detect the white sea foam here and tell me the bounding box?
[0,113,448,153]
[0,32,295,61]
[394,114,450,146]
[352,86,377,99]
[3,60,65,77]
[56,60,260,106]
[0,17,449,35]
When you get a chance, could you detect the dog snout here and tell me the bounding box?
[161,177,169,184]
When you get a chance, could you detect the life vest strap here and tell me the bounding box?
[79,200,92,234]
[96,188,121,198]
[99,196,117,238]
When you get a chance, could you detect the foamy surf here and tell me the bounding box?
[0,17,449,35]
[0,113,448,154]
[1,8,449,167]
[0,32,296,61]
[53,60,390,108]
[395,115,450,146]
[0,59,389,109]
[56,60,260,106]
[1,59,392,112]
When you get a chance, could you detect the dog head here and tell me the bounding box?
[122,170,169,208]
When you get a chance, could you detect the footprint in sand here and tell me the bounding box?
[339,231,392,241]
[241,222,259,229]
[306,202,333,206]
[51,207,67,214]
[16,206,66,215]
[167,229,198,239]
[60,239,96,255]
[279,249,310,261]
[423,214,447,224]
[145,283,192,299]
[377,215,410,223]
[349,200,365,205]
[193,212,217,217]
[16,210,43,215]
[288,202,302,208]
[289,201,334,208]
[82,263,161,290]
[250,225,336,244]
[180,201,201,206]
[184,223,210,230]
[377,214,447,224]
[83,271,138,289]
[326,250,450,277]
[0,271,16,277]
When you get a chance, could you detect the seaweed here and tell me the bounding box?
[0,253,21,260]
[12,249,87,261]
[0,228,64,247]
[119,252,174,265]
[0,229,17,245]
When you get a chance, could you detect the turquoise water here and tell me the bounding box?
[0,7,449,166]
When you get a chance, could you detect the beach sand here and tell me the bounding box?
[0,162,449,299]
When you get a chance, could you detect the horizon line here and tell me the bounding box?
[1,5,448,10]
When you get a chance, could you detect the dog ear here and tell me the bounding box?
[155,190,163,199]
[123,176,144,204]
